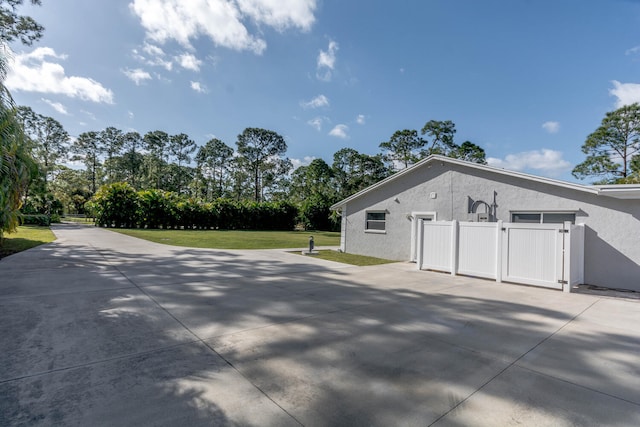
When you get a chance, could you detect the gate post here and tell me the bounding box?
[451,220,458,276]
[496,220,503,283]
[562,221,572,293]
[416,218,424,271]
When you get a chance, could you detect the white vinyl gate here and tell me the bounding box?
[416,220,584,292]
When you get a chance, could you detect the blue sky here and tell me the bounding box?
[5,0,640,182]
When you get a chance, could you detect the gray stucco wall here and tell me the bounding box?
[341,161,640,290]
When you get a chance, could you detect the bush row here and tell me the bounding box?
[298,194,340,232]
[89,183,299,230]
[19,214,51,226]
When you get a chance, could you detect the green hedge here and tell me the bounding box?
[90,183,299,230]
[90,182,140,228]
[298,195,340,231]
[19,214,51,226]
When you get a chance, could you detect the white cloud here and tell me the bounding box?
[236,0,316,31]
[81,110,97,120]
[307,117,324,131]
[128,111,135,120]
[291,156,315,169]
[329,124,349,139]
[18,46,66,61]
[177,52,202,71]
[6,47,114,104]
[542,121,560,134]
[41,98,69,115]
[316,39,338,81]
[143,42,165,57]
[301,94,329,109]
[190,81,207,93]
[487,149,571,177]
[207,54,221,68]
[130,0,316,54]
[609,80,640,108]
[625,45,640,56]
[154,72,172,83]
[123,67,152,85]
[356,114,365,125]
[135,43,173,70]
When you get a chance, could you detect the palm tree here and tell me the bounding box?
[0,1,45,241]
[0,45,34,241]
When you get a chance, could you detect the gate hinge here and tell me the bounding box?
[559,229,569,233]
[557,280,568,284]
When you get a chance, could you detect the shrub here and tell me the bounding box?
[139,189,179,229]
[91,182,141,228]
[299,195,339,231]
[213,198,242,229]
[270,200,298,231]
[19,214,51,226]
[91,183,300,230]
[177,198,204,229]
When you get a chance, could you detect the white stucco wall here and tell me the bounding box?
[341,161,640,291]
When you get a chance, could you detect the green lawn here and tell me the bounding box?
[0,226,56,258]
[112,228,341,249]
[305,250,395,266]
[62,216,95,224]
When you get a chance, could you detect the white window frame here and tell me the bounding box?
[510,211,576,224]
[365,210,387,234]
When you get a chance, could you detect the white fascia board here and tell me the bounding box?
[330,155,601,210]
[593,184,640,199]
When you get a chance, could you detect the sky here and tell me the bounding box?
[5,0,640,183]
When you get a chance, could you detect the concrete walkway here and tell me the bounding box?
[1,223,639,426]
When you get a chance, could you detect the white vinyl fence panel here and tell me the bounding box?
[417,220,583,292]
[501,223,563,289]
[418,220,454,272]
[458,222,498,279]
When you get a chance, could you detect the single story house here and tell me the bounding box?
[330,155,640,291]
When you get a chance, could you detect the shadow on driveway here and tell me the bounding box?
[1,223,639,426]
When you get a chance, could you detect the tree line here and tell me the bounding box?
[9,100,640,233]
[12,105,490,228]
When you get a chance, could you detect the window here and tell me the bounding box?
[511,213,540,223]
[366,211,386,232]
[542,213,576,224]
[511,212,575,224]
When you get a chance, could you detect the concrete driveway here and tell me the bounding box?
[1,223,639,426]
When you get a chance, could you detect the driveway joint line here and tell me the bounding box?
[0,285,136,300]
[197,339,305,426]
[0,340,203,384]
[427,297,602,426]
[91,242,305,427]
[515,364,640,407]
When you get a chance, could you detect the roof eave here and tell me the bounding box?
[594,185,640,199]
[330,155,602,210]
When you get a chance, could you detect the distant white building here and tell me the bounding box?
[331,155,640,291]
